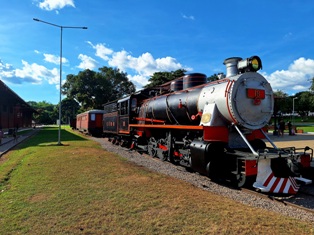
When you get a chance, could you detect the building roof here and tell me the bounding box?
[0,80,36,113]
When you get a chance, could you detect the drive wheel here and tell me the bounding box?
[156,139,168,161]
[235,173,246,188]
[147,137,157,157]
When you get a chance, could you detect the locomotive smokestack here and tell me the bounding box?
[223,57,242,77]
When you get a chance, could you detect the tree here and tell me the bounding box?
[98,67,136,101]
[294,91,314,119]
[310,77,314,92]
[144,69,186,88]
[62,67,135,111]
[28,101,57,124]
[57,98,80,123]
[207,74,219,82]
[273,90,289,115]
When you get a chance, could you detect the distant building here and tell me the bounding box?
[0,80,36,131]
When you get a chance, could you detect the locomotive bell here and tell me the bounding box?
[223,57,242,77]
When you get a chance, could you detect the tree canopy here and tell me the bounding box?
[310,77,314,92]
[207,74,219,82]
[62,67,135,111]
[294,91,314,118]
[144,69,186,88]
[28,101,57,125]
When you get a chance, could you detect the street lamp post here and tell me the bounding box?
[33,18,87,145]
[292,97,298,124]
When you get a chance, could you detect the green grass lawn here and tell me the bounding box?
[0,127,313,234]
[297,126,314,132]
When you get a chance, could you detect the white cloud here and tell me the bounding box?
[181,13,195,20]
[0,59,58,85]
[77,54,98,70]
[128,74,149,88]
[16,60,59,85]
[37,0,75,11]
[289,57,314,74]
[89,42,188,87]
[44,53,68,65]
[87,41,113,61]
[108,50,130,71]
[264,57,314,93]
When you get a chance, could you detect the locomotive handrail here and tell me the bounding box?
[165,94,180,125]
[134,117,166,124]
[259,128,279,150]
[232,124,259,156]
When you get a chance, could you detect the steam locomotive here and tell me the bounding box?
[103,56,313,194]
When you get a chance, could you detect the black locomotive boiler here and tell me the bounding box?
[103,56,312,194]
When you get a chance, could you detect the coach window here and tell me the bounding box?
[91,113,96,121]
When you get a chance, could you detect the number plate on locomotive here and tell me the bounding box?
[247,88,265,99]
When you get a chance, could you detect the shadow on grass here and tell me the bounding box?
[24,127,88,147]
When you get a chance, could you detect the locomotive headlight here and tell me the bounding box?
[251,57,260,70]
[238,56,262,73]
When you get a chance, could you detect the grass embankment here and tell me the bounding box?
[0,127,312,234]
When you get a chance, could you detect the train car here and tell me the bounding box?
[76,109,105,136]
[103,56,313,194]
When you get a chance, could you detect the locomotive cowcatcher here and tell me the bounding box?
[103,56,313,194]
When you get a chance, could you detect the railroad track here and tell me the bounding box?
[241,186,314,215]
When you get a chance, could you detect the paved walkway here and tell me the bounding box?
[0,129,38,157]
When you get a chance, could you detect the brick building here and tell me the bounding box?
[0,80,36,131]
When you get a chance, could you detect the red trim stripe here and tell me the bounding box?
[279,178,288,193]
[270,177,281,192]
[289,177,300,191]
[225,80,238,124]
[263,172,274,186]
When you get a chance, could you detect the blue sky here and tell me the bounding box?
[1,0,314,104]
